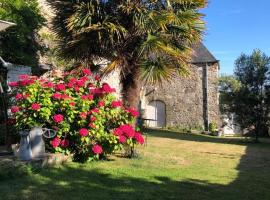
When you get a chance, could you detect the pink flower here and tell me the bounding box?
[111,100,122,108]
[113,128,123,136]
[43,82,54,88]
[88,94,94,100]
[90,88,103,95]
[119,135,127,144]
[23,94,30,99]
[81,95,88,100]
[52,93,62,99]
[51,137,61,148]
[92,144,103,154]
[98,101,105,107]
[8,82,18,87]
[126,108,139,117]
[69,78,77,84]
[102,83,116,93]
[31,103,41,111]
[53,114,64,123]
[11,106,19,113]
[15,93,23,100]
[119,124,135,138]
[134,132,145,145]
[89,123,96,129]
[90,108,99,114]
[69,102,76,107]
[67,82,74,88]
[61,94,71,100]
[19,79,35,87]
[60,139,70,148]
[82,68,92,76]
[55,83,66,91]
[80,112,87,119]
[79,128,88,137]
[90,116,96,122]
[76,79,85,87]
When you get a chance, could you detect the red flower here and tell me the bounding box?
[79,128,88,137]
[51,137,61,148]
[95,75,101,81]
[11,106,19,113]
[90,116,96,122]
[119,135,127,144]
[67,82,74,88]
[69,102,76,107]
[52,93,62,99]
[60,139,70,148]
[134,132,145,145]
[92,144,103,154]
[98,101,105,107]
[55,83,66,91]
[8,82,18,87]
[82,68,92,76]
[111,100,122,108]
[126,108,139,117]
[90,108,99,114]
[53,114,64,123]
[31,103,41,111]
[80,112,87,119]
[15,93,23,100]
[18,74,29,80]
[113,128,123,136]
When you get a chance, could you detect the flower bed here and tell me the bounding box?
[9,69,144,162]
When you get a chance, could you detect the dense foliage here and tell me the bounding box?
[47,0,206,108]
[0,0,44,66]
[9,69,144,162]
[219,50,270,141]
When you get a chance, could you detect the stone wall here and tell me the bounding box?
[142,63,220,128]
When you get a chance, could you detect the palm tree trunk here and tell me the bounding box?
[121,66,141,158]
[121,66,141,109]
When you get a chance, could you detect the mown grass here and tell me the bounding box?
[1,129,270,200]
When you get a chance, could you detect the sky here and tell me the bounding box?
[202,0,270,75]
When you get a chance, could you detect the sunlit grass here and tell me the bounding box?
[1,130,270,200]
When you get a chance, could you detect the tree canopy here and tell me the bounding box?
[0,0,44,67]
[219,50,270,140]
[48,0,206,107]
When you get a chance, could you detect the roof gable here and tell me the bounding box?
[191,43,218,64]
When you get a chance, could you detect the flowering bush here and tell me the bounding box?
[10,69,144,162]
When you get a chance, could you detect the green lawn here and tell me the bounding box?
[1,129,270,200]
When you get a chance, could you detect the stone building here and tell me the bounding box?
[37,0,220,130]
[141,43,220,130]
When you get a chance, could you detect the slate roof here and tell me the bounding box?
[191,43,218,64]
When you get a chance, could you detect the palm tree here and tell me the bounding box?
[47,0,206,109]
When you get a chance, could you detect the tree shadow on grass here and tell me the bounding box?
[146,128,260,146]
[1,134,270,200]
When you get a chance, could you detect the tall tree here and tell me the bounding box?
[219,50,270,141]
[0,0,44,67]
[47,0,206,108]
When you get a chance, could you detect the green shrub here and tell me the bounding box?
[9,69,144,162]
